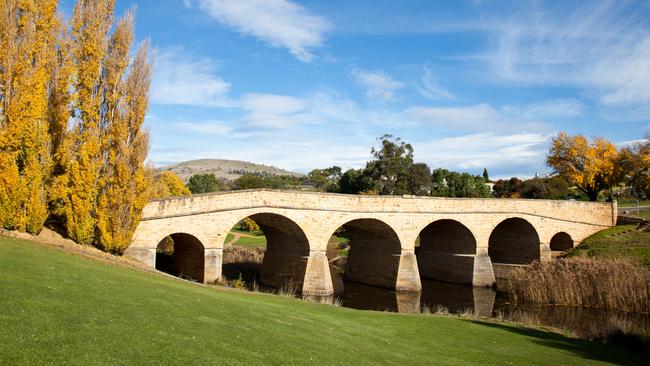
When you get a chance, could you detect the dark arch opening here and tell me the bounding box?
[222,213,310,293]
[488,218,540,265]
[155,233,205,282]
[416,219,477,285]
[334,218,402,289]
[550,232,573,251]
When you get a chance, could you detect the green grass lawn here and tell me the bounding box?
[231,227,265,236]
[618,201,650,208]
[634,209,650,220]
[0,237,644,365]
[231,235,267,247]
[563,225,650,267]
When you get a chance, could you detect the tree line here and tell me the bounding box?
[158,132,650,203]
[156,135,493,198]
[0,0,152,253]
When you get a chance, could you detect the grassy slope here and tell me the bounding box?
[0,237,643,365]
[564,225,650,267]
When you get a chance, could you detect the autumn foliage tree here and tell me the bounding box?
[0,0,153,254]
[0,0,59,233]
[151,171,191,199]
[95,17,153,253]
[547,132,619,201]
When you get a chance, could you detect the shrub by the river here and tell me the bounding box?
[504,258,650,313]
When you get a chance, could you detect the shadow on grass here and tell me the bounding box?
[467,320,647,365]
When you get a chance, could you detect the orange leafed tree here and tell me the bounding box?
[150,171,191,199]
[0,0,154,254]
[547,132,619,201]
[0,0,58,233]
[64,0,115,245]
[95,16,154,253]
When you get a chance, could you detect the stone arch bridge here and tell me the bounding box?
[125,189,616,296]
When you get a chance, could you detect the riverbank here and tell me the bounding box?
[0,236,643,365]
[564,224,650,267]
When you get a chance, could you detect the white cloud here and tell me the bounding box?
[416,132,550,178]
[195,0,330,62]
[502,99,585,119]
[176,121,233,135]
[416,66,455,101]
[487,1,650,106]
[239,93,314,128]
[151,49,232,107]
[351,68,404,100]
[405,103,548,132]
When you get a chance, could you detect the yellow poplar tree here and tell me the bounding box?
[65,0,114,244]
[47,12,74,227]
[547,132,619,201]
[0,0,58,233]
[96,13,154,253]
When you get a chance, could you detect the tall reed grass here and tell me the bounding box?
[504,258,650,313]
[222,246,265,264]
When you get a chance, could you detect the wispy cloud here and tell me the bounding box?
[487,1,650,106]
[151,49,232,107]
[193,0,330,62]
[416,66,455,101]
[176,121,233,135]
[417,132,550,178]
[502,99,585,119]
[239,93,314,128]
[405,103,548,132]
[350,67,404,100]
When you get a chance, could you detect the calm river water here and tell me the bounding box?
[331,277,650,340]
[222,259,650,340]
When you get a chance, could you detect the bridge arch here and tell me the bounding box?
[488,217,541,265]
[155,232,205,282]
[416,219,477,285]
[549,232,573,252]
[332,218,403,289]
[225,212,310,292]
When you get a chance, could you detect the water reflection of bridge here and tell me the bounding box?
[125,189,615,296]
[336,280,497,316]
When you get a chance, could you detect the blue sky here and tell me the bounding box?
[62,0,650,178]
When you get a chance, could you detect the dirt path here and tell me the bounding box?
[224,231,259,246]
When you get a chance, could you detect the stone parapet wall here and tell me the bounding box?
[143,189,615,228]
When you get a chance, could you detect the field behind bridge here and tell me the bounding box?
[0,236,644,365]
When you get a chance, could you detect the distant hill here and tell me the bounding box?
[158,159,304,181]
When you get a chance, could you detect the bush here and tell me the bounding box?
[239,218,260,232]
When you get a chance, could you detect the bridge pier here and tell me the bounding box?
[472,249,496,286]
[302,250,334,296]
[417,247,495,287]
[204,248,223,284]
[539,243,552,262]
[396,250,422,292]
